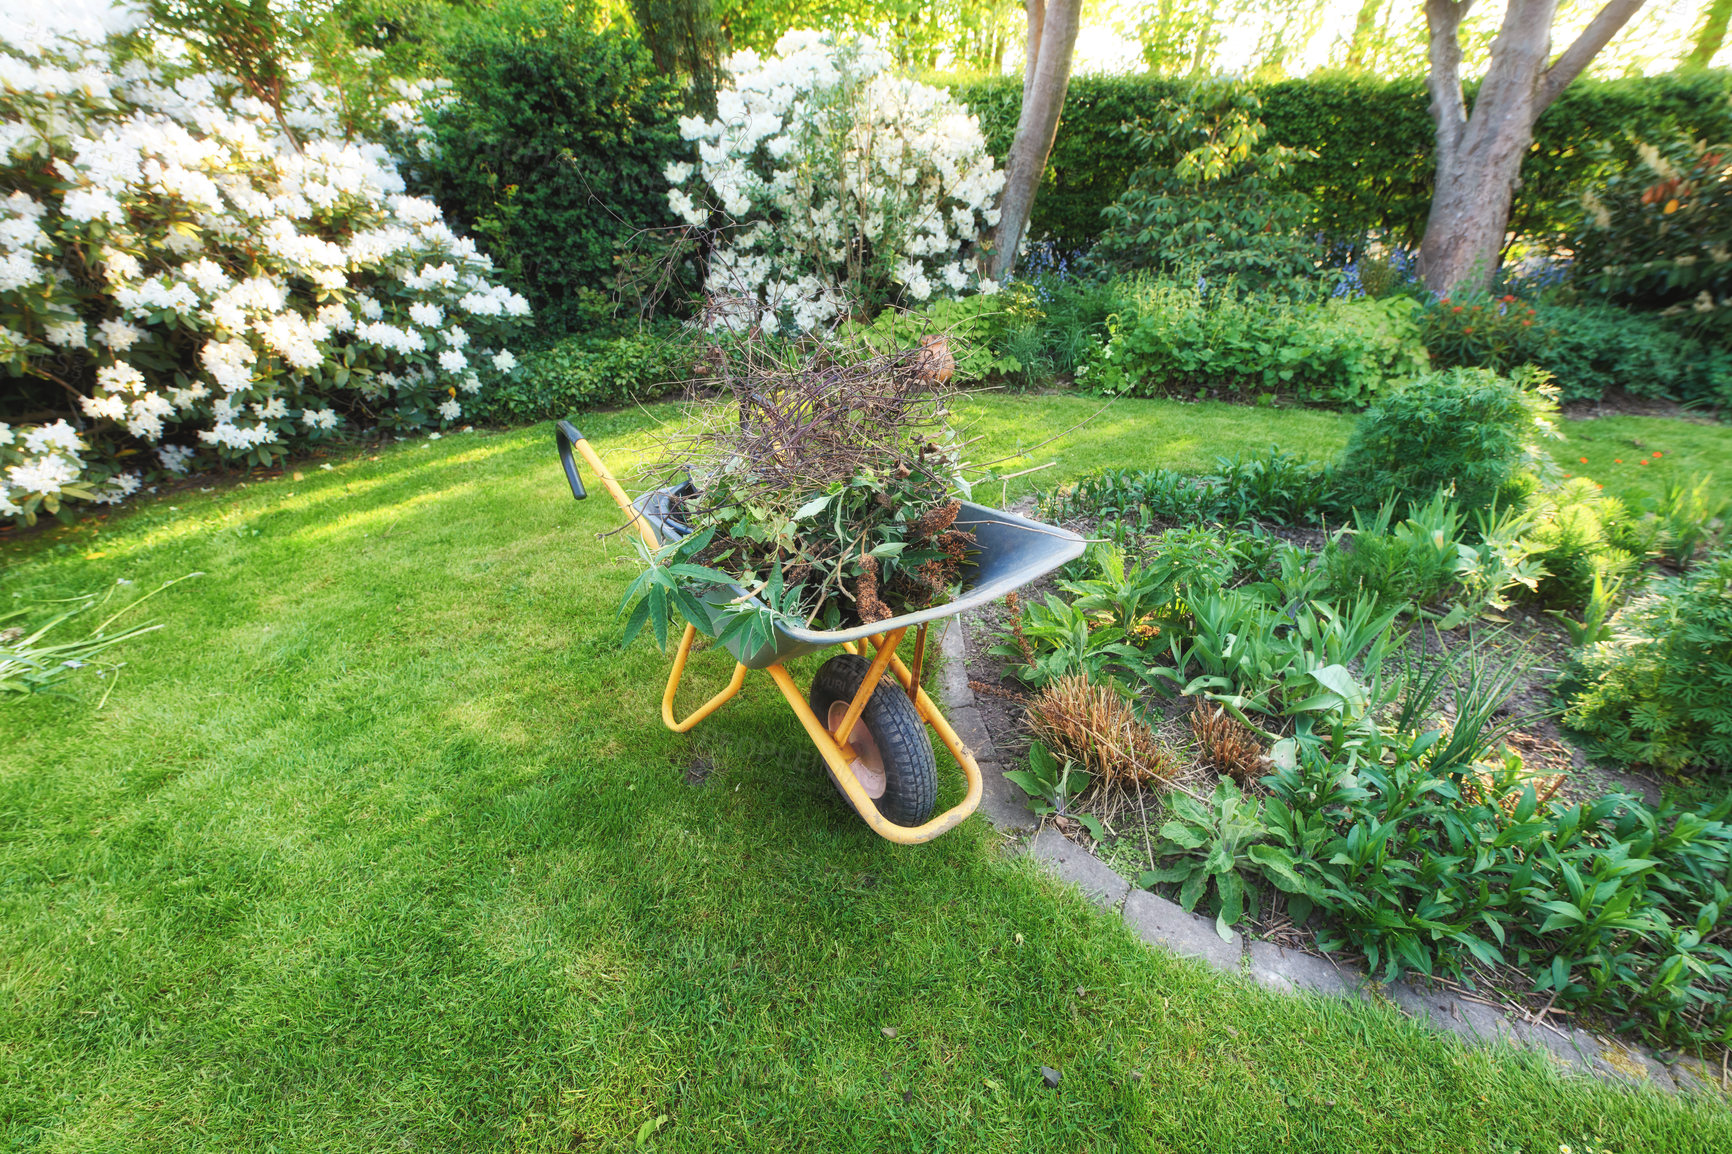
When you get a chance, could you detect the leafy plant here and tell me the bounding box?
[1077,278,1428,409]
[1005,742,1103,840]
[1620,474,1729,567]
[1521,478,1634,608]
[1142,781,1311,941]
[1576,132,1732,336]
[1547,567,1624,647]
[1096,79,1317,291]
[1418,292,1545,370]
[1335,366,1561,515]
[1565,552,1732,774]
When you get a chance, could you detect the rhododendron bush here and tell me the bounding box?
[0,25,527,526]
[667,31,1004,335]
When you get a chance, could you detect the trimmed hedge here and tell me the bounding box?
[943,71,1732,255]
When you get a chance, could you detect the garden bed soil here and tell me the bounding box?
[1561,390,1722,423]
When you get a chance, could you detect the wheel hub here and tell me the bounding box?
[826,700,887,799]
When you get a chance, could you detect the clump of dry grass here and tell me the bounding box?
[1189,705,1266,788]
[1025,673,1175,790]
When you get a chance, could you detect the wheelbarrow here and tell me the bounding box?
[555,420,1085,845]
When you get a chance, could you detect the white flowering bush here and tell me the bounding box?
[667,31,1004,334]
[0,26,528,525]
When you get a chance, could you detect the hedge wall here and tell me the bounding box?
[944,71,1732,255]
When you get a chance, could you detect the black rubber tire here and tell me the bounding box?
[809,653,938,827]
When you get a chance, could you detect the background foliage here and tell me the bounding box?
[944,70,1732,255]
[405,0,686,340]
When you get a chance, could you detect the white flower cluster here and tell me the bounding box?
[0,28,528,525]
[668,31,1004,334]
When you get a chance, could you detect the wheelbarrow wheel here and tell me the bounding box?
[809,653,937,828]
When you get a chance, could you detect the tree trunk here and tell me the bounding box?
[1418,0,1646,294]
[1686,0,1732,67]
[988,0,1081,281]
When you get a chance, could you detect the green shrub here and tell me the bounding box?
[407,2,685,339]
[1095,80,1315,291]
[994,275,1129,383]
[1077,280,1427,408]
[846,296,1021,384]
[477,327,695,421]
[1260,740,1732,1047]
[1520,478,1635,608]
[1420,297,1732,406]
[1577,133,1732,336]
[1565,553,1732,774]
[1336,367,1559,514]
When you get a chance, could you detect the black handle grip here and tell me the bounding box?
[555,420,587,500]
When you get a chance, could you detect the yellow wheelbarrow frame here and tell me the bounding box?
[555,420,1084,846]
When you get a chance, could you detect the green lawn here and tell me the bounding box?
[3,399,1730,1152]
[957,391,1731,509]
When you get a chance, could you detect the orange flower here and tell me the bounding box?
[1452,305,1464,314]
[1463,326,1475,334]
[1579,457,1588,464]
[1614,458,1623,464]
[1522,320,1533,327]
[1653,451,1662,458]
[1639,459,1648,465]
[1501,295,1515,304]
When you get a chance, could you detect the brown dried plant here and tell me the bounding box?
[1025,673,1175,791]
[639,321,976,628]
[1189,704,1266,788]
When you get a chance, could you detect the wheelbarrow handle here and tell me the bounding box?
[555,419,587,501]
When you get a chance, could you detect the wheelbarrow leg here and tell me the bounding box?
[662,623,748,733]
[830,625,906,748]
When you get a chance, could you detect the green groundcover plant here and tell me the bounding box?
[1566,553,1732,775]
[1077,278,1427,408]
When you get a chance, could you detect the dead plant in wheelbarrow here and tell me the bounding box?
[622,330,977,656]
[557,318,1085,842]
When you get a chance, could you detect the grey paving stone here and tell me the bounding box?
[1577,1035,1678,1091]
[1023,828,1129,909]
[936,620,1033,832]
[1385,981,1515,1045]
[1660,1052,1728,1097]
[1247,941,1365,998]
[937,618,973,702]
[1121,887,1240,972]
[1504,1018,1596,1075]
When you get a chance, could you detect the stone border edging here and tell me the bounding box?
[936,615,1727,1099]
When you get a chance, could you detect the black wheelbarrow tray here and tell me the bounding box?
[556,420,1085,845]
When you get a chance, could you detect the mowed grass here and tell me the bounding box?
[2,400,1730,1152]
[957,391,1732,509]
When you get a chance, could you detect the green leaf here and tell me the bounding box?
[792,493,832,521]
[647,585,668,652]
[620,595,653,648]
